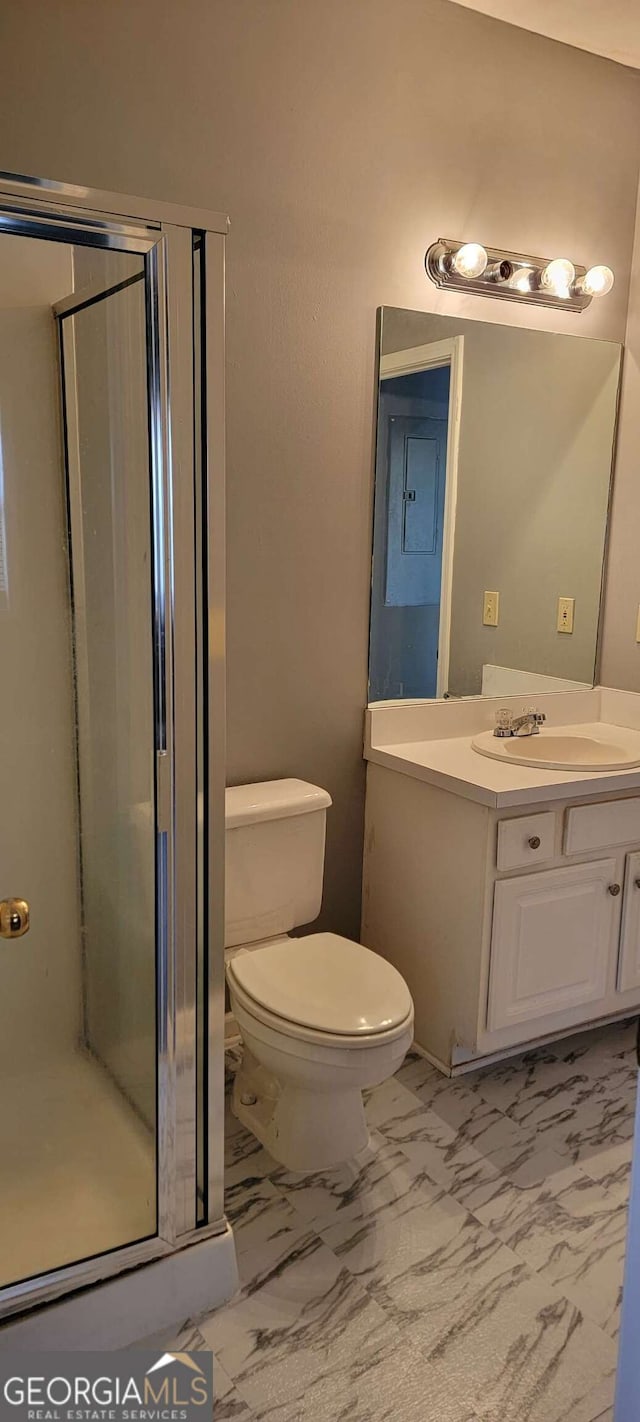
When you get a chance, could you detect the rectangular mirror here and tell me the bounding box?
[369,307,622,702]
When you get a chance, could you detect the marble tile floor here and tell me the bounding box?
[164,1019,638,1421]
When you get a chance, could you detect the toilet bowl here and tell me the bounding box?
[225,780,414,1172]
[227,932,413,1170]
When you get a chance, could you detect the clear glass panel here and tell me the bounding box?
[0,232,157,1288]
[193,235,207,1226]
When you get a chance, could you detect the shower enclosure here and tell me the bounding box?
[0,172,230,1326]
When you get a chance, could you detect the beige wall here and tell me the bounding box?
[1,1,639,934]
[448,324,620,695]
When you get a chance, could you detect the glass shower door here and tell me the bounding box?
[60,260,157,1140]
[0,235,157,1288]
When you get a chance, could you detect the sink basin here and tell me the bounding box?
[471,722,640,772]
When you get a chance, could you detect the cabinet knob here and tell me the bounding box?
[608,883,621,897]
[528,836,541,850]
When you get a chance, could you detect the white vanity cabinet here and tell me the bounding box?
[487,858,620,1032]
[362,763,640,1074]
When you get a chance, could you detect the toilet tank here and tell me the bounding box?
[225,779,332,948]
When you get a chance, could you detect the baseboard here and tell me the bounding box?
[422,1008,640,1076]
[452,1008,639,1074]
[408,1040,453,1077]
[0,1226,238,1349]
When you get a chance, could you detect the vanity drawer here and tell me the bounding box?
[496,812,556,871]
[565,798,640,854]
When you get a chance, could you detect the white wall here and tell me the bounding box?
[614,1080,640,1418]
[1,1,638,932]
[0,235,81,1074]
[601,179,640,693]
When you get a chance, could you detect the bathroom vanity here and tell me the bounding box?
[362,688,640,1074]
[364,305,638,1075]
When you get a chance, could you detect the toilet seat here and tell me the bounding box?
[226,932,413,1047]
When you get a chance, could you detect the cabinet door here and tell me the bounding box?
[618,851,640,993]
[488,859,620,1032]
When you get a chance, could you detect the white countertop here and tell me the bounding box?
[365,688,640,808]
[367,734,640,808]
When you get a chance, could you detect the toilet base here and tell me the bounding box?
[232,1048,370,1172]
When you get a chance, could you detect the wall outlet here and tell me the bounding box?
[557,596,575,634]
[483,590,499,627]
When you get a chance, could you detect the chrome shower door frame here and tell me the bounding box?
[0,172,227,1321]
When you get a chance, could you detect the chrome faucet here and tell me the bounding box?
[511,709,546,737]
[493,708,546,739]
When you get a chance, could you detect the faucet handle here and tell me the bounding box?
[494,707,513,738]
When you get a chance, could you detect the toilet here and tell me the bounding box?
[225,778,414,1171]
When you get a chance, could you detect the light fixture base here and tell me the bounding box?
[426,239,593,312]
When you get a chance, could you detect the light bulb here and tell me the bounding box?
[540,258,576,297]
[582,264,614,297]
[509,266,535,294]
[451,243,488,279]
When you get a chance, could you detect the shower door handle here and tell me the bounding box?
[0,898,30,938]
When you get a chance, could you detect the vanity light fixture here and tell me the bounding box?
[425,238,614,312]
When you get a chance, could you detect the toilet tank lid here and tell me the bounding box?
[226,779,332,829]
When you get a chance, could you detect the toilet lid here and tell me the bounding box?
[227,933,412,1036]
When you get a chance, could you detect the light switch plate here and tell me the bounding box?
[483,590,499,627]
[557,596,575,634]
